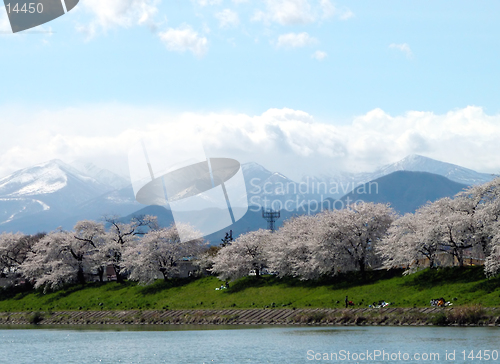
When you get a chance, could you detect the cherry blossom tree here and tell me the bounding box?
[73,220,107,282]
[484,216,500,278]
[428,197,477,267]
[211,203,395,282]
[211,229,272,281]
[455,178,500,258]
[378,207,442,272]
[265,214,324,280]
[484,235,500,278]
[316,202,396,279]
[197,245,221,274]
[378,178,500,275]
[0,232,43,274]
[102,215,158,281]
[122,224,206,284]
[20,229,98,291]
[454,178,500,275]
[379,198,477,270]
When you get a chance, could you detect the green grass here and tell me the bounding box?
[0,266,499,312]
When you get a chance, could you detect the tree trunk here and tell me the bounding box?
[97,267,104,283]
[77,267,85,285]
[359,260,366,281]
[115,266,124,283]
[457,250,464,268]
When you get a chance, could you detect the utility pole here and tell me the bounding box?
[262,208,280,232]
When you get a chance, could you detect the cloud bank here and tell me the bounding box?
[0,105,498,180]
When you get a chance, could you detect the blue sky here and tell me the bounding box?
[1,0,500,179]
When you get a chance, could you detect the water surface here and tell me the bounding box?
[0,325,498,363]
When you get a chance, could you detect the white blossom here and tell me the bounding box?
[20,230,95,291]
[122,224,206,284]
[211,229,271,281]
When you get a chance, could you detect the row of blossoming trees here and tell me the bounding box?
[0,216,206,291]
[1,178,499,292]
[211,178,500,281]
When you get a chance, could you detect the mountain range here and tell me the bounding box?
[0,155,496,240]
[339,170,468,214]
[304,154,495,199]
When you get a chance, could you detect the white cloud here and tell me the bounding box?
[196,0,223,6]
[277,32,318,48]
[320,0,335,19]
[1,105,500,181]
[252,0,353,25]
[338,8,354,20]
[253,0,315,25]
[389,43,413,58]
[311,50,327,60]
[320,0,354,20]
[159,25,208,57]
[78,0,160,39]
[215,9,240,28]
[0,8,11,33]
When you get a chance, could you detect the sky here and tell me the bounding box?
[1,0,500,180]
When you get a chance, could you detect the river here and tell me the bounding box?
[0,325,499,363]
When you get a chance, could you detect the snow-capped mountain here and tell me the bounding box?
[373,154,495,186]
[71,161,130,190]
[74,184,141,221]
[0,159,101,197]
[241,162,313,210]
[302,155,497,198]
[241,162,274,183]
[0,155,496,235]
[0,160,114,228]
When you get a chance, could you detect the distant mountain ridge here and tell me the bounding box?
[0,160,113,228]
[0,155,495,236]
[302,155,495,198]
[0,159,120,231]
[339,170,468,214]
[0,159,107,198]
[70,160,130,190]
[374,154,495,186]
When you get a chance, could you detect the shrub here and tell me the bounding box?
[430,312,448,326]
[447,305,485,325]
[28,312,44,325]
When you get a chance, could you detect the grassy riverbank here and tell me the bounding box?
[0,266,499,312]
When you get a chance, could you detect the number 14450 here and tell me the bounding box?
[6,3,44,14]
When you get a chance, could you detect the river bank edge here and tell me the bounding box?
[1,307,499,327]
